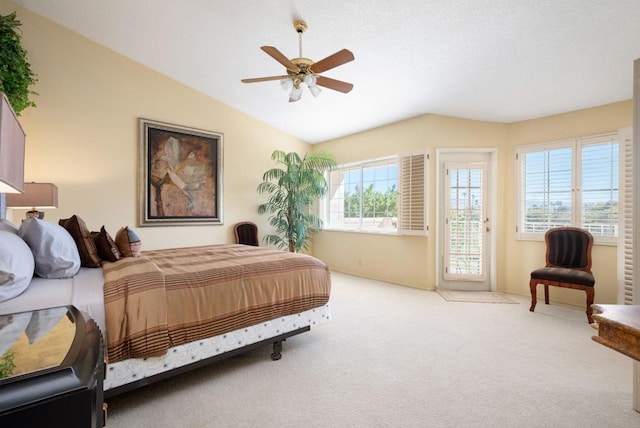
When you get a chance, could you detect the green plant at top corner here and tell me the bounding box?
[257,150,336,253]
[0,11,37,114]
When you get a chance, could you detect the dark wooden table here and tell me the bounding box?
[591,304,640,361]
[0,306,104,427]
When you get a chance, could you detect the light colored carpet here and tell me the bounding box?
[106,272,639,428]
[437,289,518,304]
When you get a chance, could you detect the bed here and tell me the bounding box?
[0,220,332,398]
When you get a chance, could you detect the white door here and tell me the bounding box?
[438,152,494,291]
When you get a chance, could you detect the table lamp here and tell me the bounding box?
[6,182,58,219]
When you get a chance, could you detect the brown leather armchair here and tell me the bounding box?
[529,227,595,323]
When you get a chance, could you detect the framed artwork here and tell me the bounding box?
[139,118,223,226]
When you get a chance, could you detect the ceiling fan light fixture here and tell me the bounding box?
[280,77,293,90]
[289,85,303,102]
[242,19,354,102]
[303,74,317,86]
[309,84,322,97]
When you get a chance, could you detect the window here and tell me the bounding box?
[323,153,427,234]
[516,134,620,244]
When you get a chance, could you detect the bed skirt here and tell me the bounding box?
[104,301,331,393]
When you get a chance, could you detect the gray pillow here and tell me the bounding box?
[0,230,35,302]
[18,218,81,279]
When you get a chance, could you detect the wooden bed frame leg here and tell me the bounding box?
[271,340,283,361]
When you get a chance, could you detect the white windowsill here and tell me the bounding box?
[321,227,400,236]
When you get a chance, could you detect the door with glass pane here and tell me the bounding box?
[440,158,491,290]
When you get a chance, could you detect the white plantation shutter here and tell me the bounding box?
[618,127,634,304]
[398,152,427,235]
[633,60,640,412]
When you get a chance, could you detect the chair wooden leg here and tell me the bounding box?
[544,284,550,304]
[529,279,537,312]
[585,287,595,324]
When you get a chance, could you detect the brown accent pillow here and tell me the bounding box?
[115,226,142,257]
[91,226,122,263]
[58,215,101,268]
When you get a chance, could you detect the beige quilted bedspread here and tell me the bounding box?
[102,244,331,363]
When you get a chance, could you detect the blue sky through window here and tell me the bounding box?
[344,165,398,193]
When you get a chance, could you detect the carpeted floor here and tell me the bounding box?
[105,272,639,427]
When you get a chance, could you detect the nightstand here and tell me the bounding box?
[0,306,104,427]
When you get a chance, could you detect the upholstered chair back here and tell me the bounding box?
[234,222,259,246]
[545,227,593,271]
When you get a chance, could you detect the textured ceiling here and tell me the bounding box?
[13,0,640,143]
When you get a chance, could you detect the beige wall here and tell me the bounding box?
[503,101,632,305]
[313,102,633,307]
[5,1,632,307]
[313,114,510,289]
[1,1,309,249]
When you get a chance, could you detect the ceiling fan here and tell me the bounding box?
[241,20,354,102]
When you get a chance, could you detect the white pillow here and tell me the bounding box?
[0,218,18,234]
[0,230,35,303]
[18,218,81,279]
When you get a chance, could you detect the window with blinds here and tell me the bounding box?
[580,136,619,239]
[520,144,573,233]
[516,134,620,244]
[323,152,427,234]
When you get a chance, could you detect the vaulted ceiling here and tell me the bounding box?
[13,0,640,143]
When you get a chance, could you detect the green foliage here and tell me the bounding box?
[0,11,37,114]
[257,150,336,252]
[0,350,15,379]
[344,184,397,218]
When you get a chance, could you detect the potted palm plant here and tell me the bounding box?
[257,150,336,252]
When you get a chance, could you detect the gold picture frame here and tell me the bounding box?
[139,118,223,226]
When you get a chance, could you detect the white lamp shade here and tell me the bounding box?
[0,92,25,194]
[289,86,303,101]
[280,78,293,91]
[303,74,317,86]
[309,85,322,97]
